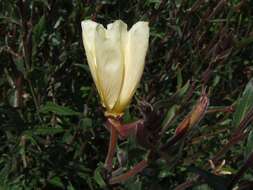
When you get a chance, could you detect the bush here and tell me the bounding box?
[0,0,253,189]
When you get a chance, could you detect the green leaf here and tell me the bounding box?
[94,165,106,188]
[161,105,178,129]
[80,118,92,129]
[193,184,212,190]
[233,79,253,127]
[74,64,90,73]
[0,15,20,25]
[235,36,253,49]
[40,102,80,116]
[158,160,175,178]
[49,176,64,189]
[67,182,75,190]
[24,126,65,136]
[176,69,183,89]
[14,59,25,75]
[125,179,142,190]
[33,15,46,44]
[175,80,190,98]
[245,130,253,160]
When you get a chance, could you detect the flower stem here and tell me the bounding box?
[109,160,148,184]
[104,121,118,172]
[108,118,143,140]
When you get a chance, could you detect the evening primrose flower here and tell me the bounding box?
[81,20,149,117]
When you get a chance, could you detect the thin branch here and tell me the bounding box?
[174,180,196,190]
[109,160,148,184]
[105,121,118,172]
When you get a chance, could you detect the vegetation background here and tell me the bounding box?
[0,0,253,189]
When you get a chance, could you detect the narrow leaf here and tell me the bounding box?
[233,79,253,127]
[40,102,80,116]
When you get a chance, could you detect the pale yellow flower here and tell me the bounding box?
[81,20,149,116]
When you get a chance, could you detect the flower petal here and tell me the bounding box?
[95,20,127,110]
[114,21,149,113]
[81,20,105,103]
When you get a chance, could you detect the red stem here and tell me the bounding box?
[109,160,148,184]
[107,118,143,140]
[104,122,118,172]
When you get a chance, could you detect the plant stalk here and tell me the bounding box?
[109,160,148,184]
[104,120,118,172]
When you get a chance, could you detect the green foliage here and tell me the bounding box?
[0,0,253,189]
[40,102,81,116]
[233,79,253,127]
